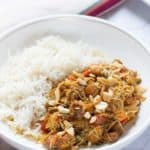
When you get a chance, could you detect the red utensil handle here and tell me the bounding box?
[83,0,126,16]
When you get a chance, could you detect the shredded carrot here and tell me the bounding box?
[121,118,128,125]
[116,111,128,125]
[83,69,91,77]
[67,74,76,80]
[40,120,48,133]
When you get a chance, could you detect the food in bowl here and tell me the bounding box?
[39,60,145,150]
[0,36,145,150]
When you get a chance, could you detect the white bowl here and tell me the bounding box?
[0,15,150,150]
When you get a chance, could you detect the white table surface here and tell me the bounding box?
[0,0,150,149]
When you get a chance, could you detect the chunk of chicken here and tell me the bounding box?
[45,132,76,150]
[86,126,103,144]
[42,112,63,133]
[85,83,99,96]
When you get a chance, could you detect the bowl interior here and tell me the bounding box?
[0,15,150,150]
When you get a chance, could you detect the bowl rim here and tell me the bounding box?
[0,14,149,150]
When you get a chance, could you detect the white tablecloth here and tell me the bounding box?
[0,0,150,149]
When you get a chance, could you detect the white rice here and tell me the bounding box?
[0,35,107,137]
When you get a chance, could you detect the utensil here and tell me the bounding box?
[82,0,127,16]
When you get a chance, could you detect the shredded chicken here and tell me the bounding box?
[39,59,145,150]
